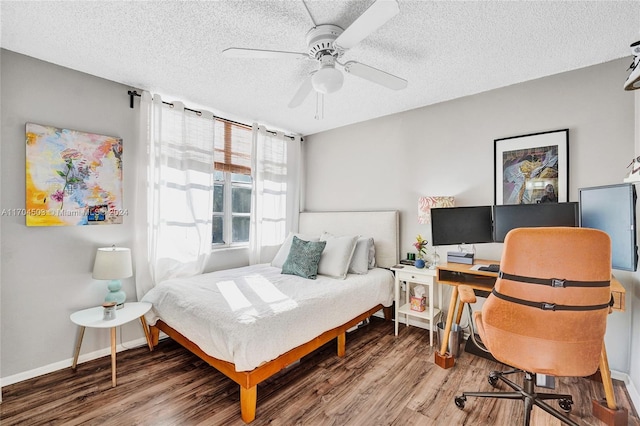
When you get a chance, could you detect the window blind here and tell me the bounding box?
[214,119,252,175]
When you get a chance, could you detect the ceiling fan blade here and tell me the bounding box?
[222,48,308,60]
[343,61,407,90]
[334,0,399,50]
[288,75,314,108]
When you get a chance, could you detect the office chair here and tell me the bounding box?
[454,227,612,426]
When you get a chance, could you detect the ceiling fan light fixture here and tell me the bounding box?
[312,66,343,94]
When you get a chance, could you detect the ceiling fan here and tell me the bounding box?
[222,0,408,109]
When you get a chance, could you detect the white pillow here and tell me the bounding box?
[368,238,376,269]
[318,233,359,279]
[271,232,320,268]
[349,237,375,274]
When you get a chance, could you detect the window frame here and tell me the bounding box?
[212,172,252,248]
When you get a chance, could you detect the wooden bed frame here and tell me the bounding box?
[149,305,392,422]
[148,210,399,423]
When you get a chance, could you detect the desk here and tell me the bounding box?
[434,260,627,425]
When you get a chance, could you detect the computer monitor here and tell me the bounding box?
[579,183,637,272]
[431,206,494,246]
[493,202,579,243]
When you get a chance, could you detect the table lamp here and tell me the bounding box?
[92,246,133,309]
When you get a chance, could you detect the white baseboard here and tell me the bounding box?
[0,337,150,388]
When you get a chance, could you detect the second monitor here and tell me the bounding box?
[492,202,579,243]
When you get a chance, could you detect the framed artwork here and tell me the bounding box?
[494,129,569,205]
[25,123,124,226]
[417,196,455,224]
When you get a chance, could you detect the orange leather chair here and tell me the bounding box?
[454,227,612,426]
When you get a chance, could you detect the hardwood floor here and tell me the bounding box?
[2,318,638,425]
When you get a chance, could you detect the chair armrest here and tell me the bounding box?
[458,285,477,304]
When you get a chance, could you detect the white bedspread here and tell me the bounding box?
[142,264,394,371]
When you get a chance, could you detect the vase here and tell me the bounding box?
[414,258,426,269]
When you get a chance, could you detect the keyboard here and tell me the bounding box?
[478,264,500,272]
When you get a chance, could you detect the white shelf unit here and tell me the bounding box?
[391,265,442,346]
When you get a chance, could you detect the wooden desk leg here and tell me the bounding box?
[71,326,85,371]
[111,327,117,387]
[435,286,458,369]
[592,343,628,425]
[139,316,153,351]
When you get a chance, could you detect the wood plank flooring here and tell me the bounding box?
[1,317,638,425]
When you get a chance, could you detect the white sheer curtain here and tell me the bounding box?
[135,92,214,298]
[249,124,302,265]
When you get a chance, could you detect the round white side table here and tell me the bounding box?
[70,301,153,387]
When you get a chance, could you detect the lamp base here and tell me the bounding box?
[105,279,126,309]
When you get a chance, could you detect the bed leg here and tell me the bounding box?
[337,332,346,357]
[150,325,159,347]
[383,306,393,321]
[240,385,257,423]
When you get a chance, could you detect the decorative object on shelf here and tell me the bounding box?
[494,129,568,205]
[418,196,455,224]
[410,285,427,311]
[407,252,416,261]
[413,234,428,259]
[92,246,133,309]
[624,156,640,182]
[414,258,426,269]
[25,123,124,226]
[623,40,640,91]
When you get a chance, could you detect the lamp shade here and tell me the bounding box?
[92,247,133,280]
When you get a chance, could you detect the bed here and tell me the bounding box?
[142,210,399,423]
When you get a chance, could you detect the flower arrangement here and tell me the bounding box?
[413,234,428,259]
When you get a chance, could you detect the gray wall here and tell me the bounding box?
[0,49,143,380]
[304,58,636,374]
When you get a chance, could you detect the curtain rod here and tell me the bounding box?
[127,90,300,141]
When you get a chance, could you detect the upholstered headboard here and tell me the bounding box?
[298,211,399,268]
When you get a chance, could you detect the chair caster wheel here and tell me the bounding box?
[559,398,573,413]
[488,372,500,387]
[455,395,466,409]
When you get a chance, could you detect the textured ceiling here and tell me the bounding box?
[1,1,639,136]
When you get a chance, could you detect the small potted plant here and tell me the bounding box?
[413,234,428,268]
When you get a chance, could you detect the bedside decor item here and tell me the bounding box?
[92,246,133,308]
[102,302,117,320]
[413,234,428,258]
[418,196,455,224]
[25,123,124,226]
[494,129,568,205]
[414,258,426,269]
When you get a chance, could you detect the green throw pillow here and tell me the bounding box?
[281,236,327,279]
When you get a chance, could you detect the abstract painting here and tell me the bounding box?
[25,123,124,226]
[494,129,568,205]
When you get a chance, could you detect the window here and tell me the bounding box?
[212,120,252,246]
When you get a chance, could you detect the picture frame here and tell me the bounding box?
[25,122,124,226]
[494,129,569,205]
